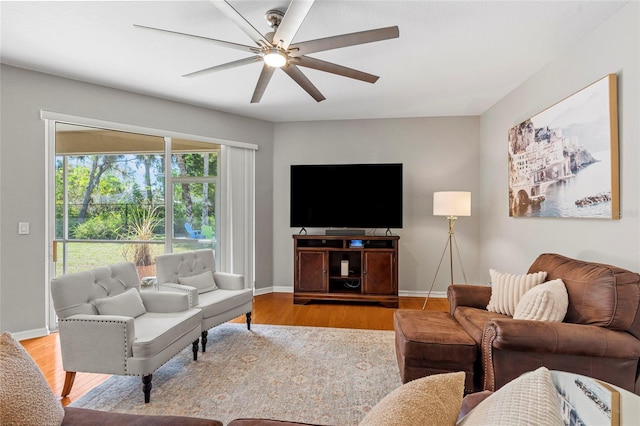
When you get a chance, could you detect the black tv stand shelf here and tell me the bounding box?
[293,234,399,308]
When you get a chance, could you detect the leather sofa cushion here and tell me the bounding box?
[453,307,510,346]
[528,254,640,334]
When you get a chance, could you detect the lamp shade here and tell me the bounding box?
[433,191,471,217]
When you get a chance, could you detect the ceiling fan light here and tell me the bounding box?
[263,48,287,68]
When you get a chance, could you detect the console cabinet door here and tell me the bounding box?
[363,251,396,295]
[296,251,327,293]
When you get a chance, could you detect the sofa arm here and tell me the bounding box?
[483,319,640,358]
[214,271,245,290]
[448,285,492,314]
[58,315,135,375]
[482,319,640,392]
[140,290,191,312]
[157,283,199,308]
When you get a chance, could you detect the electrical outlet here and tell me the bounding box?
[18,222,30,235]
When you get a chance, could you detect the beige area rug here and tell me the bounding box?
[70,324,402,425]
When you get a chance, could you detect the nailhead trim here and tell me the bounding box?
[482,324,497,391]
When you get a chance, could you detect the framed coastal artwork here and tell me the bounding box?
[551,371,620,426]
[507,74,619,219]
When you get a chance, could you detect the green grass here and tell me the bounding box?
[55,239,214,275]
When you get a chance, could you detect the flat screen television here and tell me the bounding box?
[290,163,403,229]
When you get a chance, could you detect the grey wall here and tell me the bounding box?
[0,65,274,336]
[478,1,640,274]
[272,117,481,294]
[2,0,638,337]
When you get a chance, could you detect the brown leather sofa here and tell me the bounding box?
[61,407,222,425]
[448,253,640,395]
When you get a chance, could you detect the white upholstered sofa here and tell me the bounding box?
[155,249,254,352]
[50,262,202,403]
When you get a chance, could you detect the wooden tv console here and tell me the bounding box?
[293,234,399,308]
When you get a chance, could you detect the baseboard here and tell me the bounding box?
[398,290,447,298]
[254,287,446,298]
[11,327,50,341]
[255,286,293,296]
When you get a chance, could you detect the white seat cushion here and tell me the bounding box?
[132,309,201,358]
[196,288,253,319]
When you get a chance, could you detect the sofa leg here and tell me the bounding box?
[192,339,199,360]
[246,312,252,330]
[142,374,152,403]
[61,371,76,397]
[201,330,208,353]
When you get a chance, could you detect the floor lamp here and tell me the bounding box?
[422,191,471,310]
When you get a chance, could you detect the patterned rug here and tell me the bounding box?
[70,324,401,425]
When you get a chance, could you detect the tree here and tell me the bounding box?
[78,155,119,223]
[134,154,162,204]
[172,152,218,230]
[175,154,194,225]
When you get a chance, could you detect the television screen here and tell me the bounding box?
[290,163,403,229]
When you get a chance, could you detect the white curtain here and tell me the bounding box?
[218,145,255,291]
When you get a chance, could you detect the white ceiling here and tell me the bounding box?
[0,1,627,123]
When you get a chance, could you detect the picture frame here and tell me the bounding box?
[507,74,619,219]
[551,371,620,426]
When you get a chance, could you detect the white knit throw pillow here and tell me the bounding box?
[486,269,548,316]
[514,279,568,322]
[457,367,563,426]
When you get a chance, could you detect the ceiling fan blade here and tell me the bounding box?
[289,26,399,57]
[134,24,258,53]
[293,56,379,83]
[250,65,276,103]
[183,56,262,78]
[282,65,325,102]
[210,0,271,47]
[273,0,314,49]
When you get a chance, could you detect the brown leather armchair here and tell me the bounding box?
[449,253,640,395]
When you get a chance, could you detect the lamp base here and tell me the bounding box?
[422,219,467,310]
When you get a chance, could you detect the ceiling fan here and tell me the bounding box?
[135,0,399,103]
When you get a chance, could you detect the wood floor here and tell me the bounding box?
[21,293,448,407]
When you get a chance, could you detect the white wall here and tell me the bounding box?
[478,1,640,274]
[273,117,481,295]
[0,65,274,336]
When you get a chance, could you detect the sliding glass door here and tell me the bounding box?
[54,125,222,276]
[54,123,166,278]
